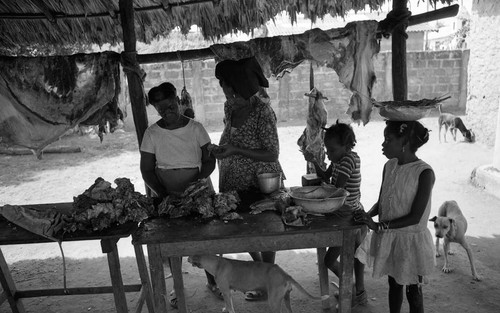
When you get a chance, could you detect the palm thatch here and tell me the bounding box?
[0,0,454,56]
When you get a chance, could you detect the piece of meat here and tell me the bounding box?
[297,87,328,172]
[345,21,379,125]
[180,86,194,118]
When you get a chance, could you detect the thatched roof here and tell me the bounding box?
[0,0,454,56]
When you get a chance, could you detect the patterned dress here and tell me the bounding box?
[370,158,435,285]
[218,95,284,192]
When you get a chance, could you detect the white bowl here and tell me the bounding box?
[257,173,281,194]
[290,186,349,214]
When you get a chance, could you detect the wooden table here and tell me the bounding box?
[132,203,361,313]
[0,203,154,313]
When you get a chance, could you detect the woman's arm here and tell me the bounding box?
[140,151,167,198]
[383,169,435,229]
[198,143,216,179]
[215,144,277,162]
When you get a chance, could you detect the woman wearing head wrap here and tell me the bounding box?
[211,57,285,301]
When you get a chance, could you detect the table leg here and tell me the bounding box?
[134,244,155,313]
[316,247,331,310]
[102,239,128,313]
[0,248,26,313]
[147,244,167,312]
[338,229,356,313]
[170,256,188,313]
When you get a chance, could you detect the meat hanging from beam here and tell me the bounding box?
[0,52,124,158]
[210,20,379,125]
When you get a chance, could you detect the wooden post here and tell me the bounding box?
[103,239,129,313]
[0,249,26,313]
[147,244,167,312]
[134,244,155,313]
[119,0,149,148]
[392,0,409,101]
[316,247,331,310]
[338,230,355,313]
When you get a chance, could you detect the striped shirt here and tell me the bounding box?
[329,151,362,210]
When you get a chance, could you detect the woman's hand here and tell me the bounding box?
[353,210,378,231]
[213,144,238,159]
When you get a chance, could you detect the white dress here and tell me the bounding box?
[370,158,435,285]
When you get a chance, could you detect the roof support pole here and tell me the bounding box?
[392,0,409,101]
[119,0,149,148]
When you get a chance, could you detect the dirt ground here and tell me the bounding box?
[1,117,500,313]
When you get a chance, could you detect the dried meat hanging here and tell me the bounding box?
[297,60,328,175]
[177,51,195,118]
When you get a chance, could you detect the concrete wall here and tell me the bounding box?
[467,0,500,147]
[125,50,468,129]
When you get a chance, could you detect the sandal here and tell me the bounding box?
[169,290,178,309]
[245,291,267,301]
[206,283,224,300]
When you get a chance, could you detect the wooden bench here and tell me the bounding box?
[0,203,154,313]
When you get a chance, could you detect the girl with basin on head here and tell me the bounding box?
[354,120,435,313]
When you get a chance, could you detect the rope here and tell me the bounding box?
[177,50,186,87]
[121,51,146,81]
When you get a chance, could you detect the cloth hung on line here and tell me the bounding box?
[210,20,379,125]
[0,52,124,156]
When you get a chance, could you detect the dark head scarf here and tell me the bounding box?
[215,57,269,100]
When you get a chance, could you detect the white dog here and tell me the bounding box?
[429,201,480,281]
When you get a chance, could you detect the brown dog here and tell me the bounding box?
[188,255,322,313]
[429,201,480,281]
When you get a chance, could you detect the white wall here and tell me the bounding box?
[467,0,500,147]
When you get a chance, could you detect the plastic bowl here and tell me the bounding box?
[290,186,349,214]
[257,173,281,194]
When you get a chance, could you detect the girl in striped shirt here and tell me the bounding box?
[303,120,368,308]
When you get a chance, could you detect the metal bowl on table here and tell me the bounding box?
[257,172,281,194]
[290,186,349,214]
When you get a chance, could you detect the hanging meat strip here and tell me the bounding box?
[180,86,194,118]
[297,87,328,173]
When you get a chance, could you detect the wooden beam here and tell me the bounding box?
[137,48,214,64]
[119,0,149,149]
[0,146,81,156]
[0,0,214,20]
[409,4,459,27]
[15,285,142,298]
[29,0,56,23]
[392,0,409,101]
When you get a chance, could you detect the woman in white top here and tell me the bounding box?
[140,82,215,198]
[140,82,217,308]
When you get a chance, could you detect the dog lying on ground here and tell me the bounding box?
[438,106,475,143]
[429,201,481,281]
[188,255,321,313]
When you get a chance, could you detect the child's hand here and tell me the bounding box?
[301,149,316,163]
[353,210,377,230]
